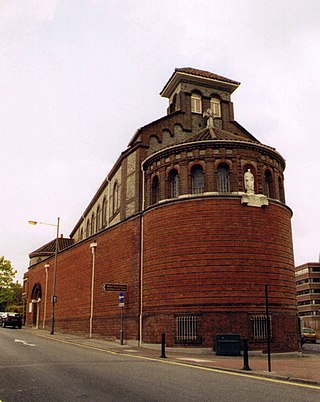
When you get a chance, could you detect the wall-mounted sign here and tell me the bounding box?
[102,283,128,292]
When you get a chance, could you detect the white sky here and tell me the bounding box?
[1,0,319,283]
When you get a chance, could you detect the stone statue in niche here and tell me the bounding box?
[203,108,214,128]
[244,169,254,194]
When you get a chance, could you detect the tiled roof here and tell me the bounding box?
[29,237,74,258]
[183,126,258,144]
[175,67,241,86]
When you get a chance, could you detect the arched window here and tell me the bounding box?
[264,170,274,198]
[96,205,101,231]
[191,165,204,194]
[169,169,179,198]
[102,197,107,227]
[151,176,160,204]
[86,219,90,238]
[217,163,230,193]
[79,228,83,241]
[191,93,202,114]
[91,212,95,235]
[278,176,285,203]
[210,97,221,117]
[113,181,119,215]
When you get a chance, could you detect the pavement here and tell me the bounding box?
[23,328,320,388]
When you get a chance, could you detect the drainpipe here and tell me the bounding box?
[89,240,97,338]
[43,263,49,329]
[139,163,145,346]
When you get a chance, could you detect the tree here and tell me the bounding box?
[0,256,22,312]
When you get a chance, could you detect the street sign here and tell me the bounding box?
[119,302,125,308]
[102,283,128,292]
[119,292,124,302]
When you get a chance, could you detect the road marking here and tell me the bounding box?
[15,339,36,347]
[176,357,217,363]
[31,333,320,390]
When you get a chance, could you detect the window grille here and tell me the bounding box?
[251,315,272,341]
[175,315,201,344]
[191,165,204,194]
[169,169,179,198]
[217,165,230,193]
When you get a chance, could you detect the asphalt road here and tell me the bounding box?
[0,328,319,402]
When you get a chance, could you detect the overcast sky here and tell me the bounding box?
[1,0,319,282]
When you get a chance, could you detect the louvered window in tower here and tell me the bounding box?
[210,97,221,117]
[191,94,202,114]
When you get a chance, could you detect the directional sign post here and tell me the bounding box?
[101,283,127,345]
[119,292,125,345]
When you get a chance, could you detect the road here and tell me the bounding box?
[0,328,319,402]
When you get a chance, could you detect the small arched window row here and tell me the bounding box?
[148,163,285,205]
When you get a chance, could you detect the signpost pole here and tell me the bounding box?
[120,306,124,345]
[119,291,125,345]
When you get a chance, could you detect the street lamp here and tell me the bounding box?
[89,241,97,338]
[29,217,60,335]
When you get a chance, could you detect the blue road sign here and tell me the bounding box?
[119,292,124,302]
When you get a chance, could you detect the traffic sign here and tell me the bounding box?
[119,292,124,302]
[102,283,128,292]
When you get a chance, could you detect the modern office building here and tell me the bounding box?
[295,262,320,331]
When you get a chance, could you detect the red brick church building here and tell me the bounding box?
[24,68,299,352]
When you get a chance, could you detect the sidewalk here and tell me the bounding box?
[25,329,320,387]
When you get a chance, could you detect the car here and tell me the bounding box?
[302,327,317,344]
[0,312,22,329]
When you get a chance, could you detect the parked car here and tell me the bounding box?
[0,312,22,329]
[302,327,317,344]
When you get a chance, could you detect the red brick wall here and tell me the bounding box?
[25,196,299,351]
[142,197,299,351]
[26,217,141,338]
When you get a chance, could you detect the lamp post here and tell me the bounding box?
[29,217,60,335]
[89,241,97,338]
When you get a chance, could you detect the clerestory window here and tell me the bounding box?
[191,165,204,194]
[151,176,160,204]
[217,164,230,193]
[169,169,179,198]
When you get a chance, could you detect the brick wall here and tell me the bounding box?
[25,196,299,352]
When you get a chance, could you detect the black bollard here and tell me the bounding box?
[160,333,167,358]
[242,338,251,371]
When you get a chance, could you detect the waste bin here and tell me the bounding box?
[215,333,241,356]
